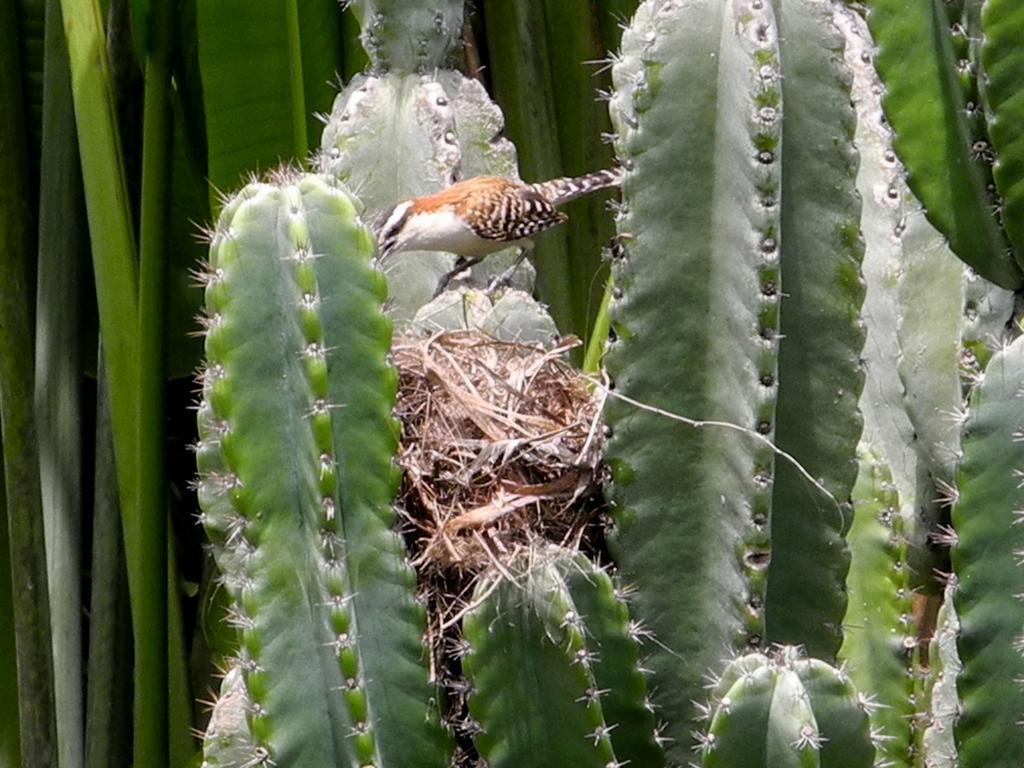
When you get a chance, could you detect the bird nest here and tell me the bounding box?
[392,329,606,639]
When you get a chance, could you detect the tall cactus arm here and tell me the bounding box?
[981,0,1024,258]
[764,0,865,659]
[921,587,961,768]
[604,0,782,757]
[951,334,1024,765]
[301,175,451,767]
[864,0,1021,288]
[196,174,448,768]
[198,179,358,766]
[839,5,917,519]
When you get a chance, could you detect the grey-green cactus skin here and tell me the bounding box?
[950,334,1024,766]
[700,647,875,768]
[318,72,534,320]
[411,288,560,345]
[195,174,449,768]
[201,669,254,768]
[604,0,866,754]
[462,550,664,768]
[604,0,783,757]
[345,0,463,73]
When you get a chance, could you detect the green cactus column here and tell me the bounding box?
[950,334,1024,766]
[763,0,865,658]
[838,448,915,767]
[699,647,875,768]
[462,550,663,768]
[195,172,449,768]
[605,0,783,757]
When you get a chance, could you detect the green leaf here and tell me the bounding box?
[35,0,88,764]
[0,2,57,762]
[198,0,342,197]
[0,451,21,768]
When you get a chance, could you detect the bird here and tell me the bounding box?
[374,168,623,295]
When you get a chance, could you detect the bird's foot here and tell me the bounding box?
[433,256,482,298]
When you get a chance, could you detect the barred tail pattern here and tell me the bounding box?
[531,168,623,206]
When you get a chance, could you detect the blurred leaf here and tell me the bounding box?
[35,1,87,766]
[0,453,21,768]
[198,0,343,198]
[0,2,57,762]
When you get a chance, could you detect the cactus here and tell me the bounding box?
[345,0,463,74]
[921,587,961,768]
[181,5,1024,768]
[699,646,875,768]
[949,334,1024,765]
[411,288,560,345]
[194,172,449,767]
[837,447,915,767]
[763,0,864,656]
[461,549,663,768]
[603,1,864,757]
[864,0,1024,288]
[603,2,781,756]
[318,9,537,322]
[980,0,1024,258]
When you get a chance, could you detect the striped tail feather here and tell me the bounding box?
[530,168,623,206]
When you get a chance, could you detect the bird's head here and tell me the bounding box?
[374,201,414,258]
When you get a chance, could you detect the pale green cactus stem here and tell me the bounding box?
[195,172,449,768]
[838,447,915,768]
[921,585,961,768]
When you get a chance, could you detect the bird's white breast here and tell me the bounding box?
[399,209,510,257]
